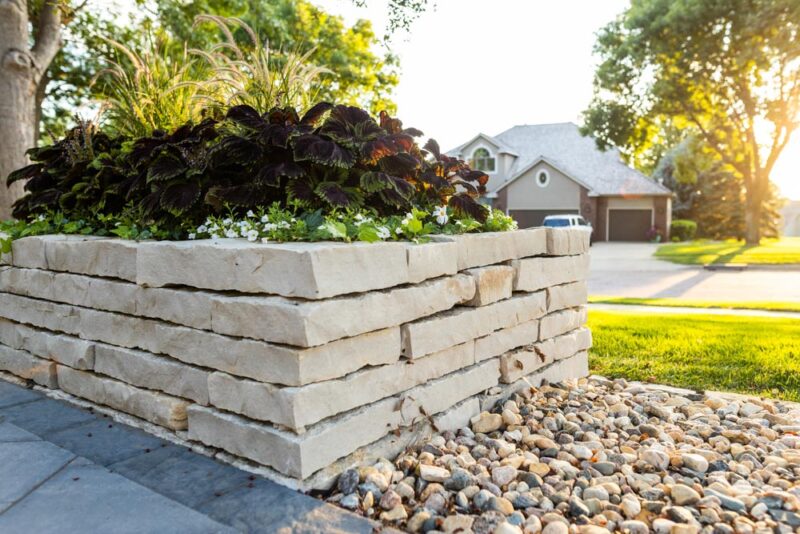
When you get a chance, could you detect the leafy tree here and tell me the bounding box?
[583,0,800,244]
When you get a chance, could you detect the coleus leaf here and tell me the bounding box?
[315,181,351,207]
[360,171,395,193]
[448,193,488,222]
[378,153,421,176]
[226,105,264,129]
[300,102,334,126]
[147,150,187,183]
[285,178,316,206]
[160,182,201,215]
[22,172,55,192]
[460,169,490,188]
[361,134,415,164]
[255,162,305,187]
[292,134,355,169]
[319,105,384,148]
[423,138,442,160]
[7,164,41,185]
[266,107,300,125]
[205,184,262,208]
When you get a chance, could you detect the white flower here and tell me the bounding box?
[377,226,390,239]
[197,224,208,233]
[224,229,238,238]
[209,224,219,232]
[246,210,255,218]
[434,205,449,225]
[261,237,269,244]
[261,215,269,223]
[222,218,232,225]
[246,229,259,242]
[210,233,220,239]
[355,213,364,221]
[395,227,403,235]
[188,233,196,240]
[263,223,277,232]
[36,214,47,222]
[277,221,291,229]
[290,218,296,223]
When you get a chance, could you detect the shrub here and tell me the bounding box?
[670,219,697,241]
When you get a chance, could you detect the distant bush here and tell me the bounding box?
[671,219,697,241]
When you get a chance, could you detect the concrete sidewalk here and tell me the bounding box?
[589,302,800,319]
[0,379,378,534]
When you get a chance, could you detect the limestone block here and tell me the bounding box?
[406,241,458,283]
[0,293,401,386]
[474,319,539,362]
[209,274,475,347]
[10,235,54,269]
[512,227,547,258]
[207,341,475,430]
[401,291,546,358]
[539,306,588,340]
[0,318,94,370]
[463,265,514,307]
[57,365,188,430]
[545,228,589,256]
[134,286,213,331]
[431,232,517,271]
[0,344,58,387]
[569,229,591,254]
[510,254,589,292]
[546,281,588,313]
[137,239,410,299]
[499,345,551,384]
[94,344,210,405]
[536,327,592,362]
[46,238,138,281]
[188,358,500,478]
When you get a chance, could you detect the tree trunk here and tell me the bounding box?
[743,176,765,245]
[0,0,61,221]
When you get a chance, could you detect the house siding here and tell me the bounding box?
[505,162,581,211]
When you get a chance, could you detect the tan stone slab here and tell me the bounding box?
[12,235,137,281]
[537,327,592,361]
[210,274,475,347]
[94,344,210,405]
[463,265,514,307]
[188,358,500,478]
[510,255,589,292]
[545,228,589,256]
[0,293,401,386]
[474,319,539,362]
[207,341,475,430]
[499,345,552,384]
[57,365,188,430]
[406,241,458,283]
[0,344,58,387]
[539,306,588,340]
[0,318,95,370]
[546,281,588,312]
[401,291,546,358]
[432,229,546,271]
[136,239,411,299]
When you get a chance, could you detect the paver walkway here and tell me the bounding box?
[0,379,379,534]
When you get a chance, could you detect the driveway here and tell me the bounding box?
[588,242,800,301]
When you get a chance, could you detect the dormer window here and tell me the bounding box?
[471,148,496,173]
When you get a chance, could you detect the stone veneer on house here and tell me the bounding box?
[0,228,591,490]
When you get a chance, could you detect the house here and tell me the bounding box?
[449,123,673,241]
[782,200,800,236]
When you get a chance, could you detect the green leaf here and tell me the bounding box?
[357,224,380,243]
[321,220,347,239]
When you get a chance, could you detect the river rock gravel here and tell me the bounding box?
[325,376,800,533]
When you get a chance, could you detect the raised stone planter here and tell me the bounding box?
[0,227,591,489]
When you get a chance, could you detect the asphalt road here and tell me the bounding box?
[588,243,800,301]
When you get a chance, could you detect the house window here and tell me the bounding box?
[471,148,496,173]
[536,169,550,187]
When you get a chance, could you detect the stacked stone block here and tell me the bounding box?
[0,228,591,488]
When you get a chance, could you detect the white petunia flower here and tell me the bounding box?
[225,229,238,238]
[210,233,220,239]
[395,227,403,234]
[246,210,255,218]
[377,226,390,239]
[188,233,196,240]
[261,215,269,223]
[222,218,232,225]
[197,225,208,233]
[355,213,364,221]
[277,221,290,229]
[246,229,259,242]
[433,205,449,225]
[263,223,277,232]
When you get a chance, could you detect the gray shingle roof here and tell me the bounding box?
[454,123,671,197]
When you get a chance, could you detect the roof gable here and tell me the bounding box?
[450,133,519,157]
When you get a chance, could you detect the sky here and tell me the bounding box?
[314,0,800,200]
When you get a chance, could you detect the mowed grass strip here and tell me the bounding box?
[588,296,800,313]
[654,237,800,265]
[588,311,800,402]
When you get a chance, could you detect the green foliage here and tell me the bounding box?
[655,237,800,265]
[582,0,800,243]
[669,219,697,242]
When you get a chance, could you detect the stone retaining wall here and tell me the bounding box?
[0,228,591,489]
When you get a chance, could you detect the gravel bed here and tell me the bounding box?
[325,376,800,533]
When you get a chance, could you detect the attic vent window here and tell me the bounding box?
[471,148,496,173]
[536,169,550,187]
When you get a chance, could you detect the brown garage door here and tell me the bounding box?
[608,209,652,241]
[509,209,579,228]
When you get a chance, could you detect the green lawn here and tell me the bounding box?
[654,237,800,265]
[588,311,800,401]
[588,296,800,313]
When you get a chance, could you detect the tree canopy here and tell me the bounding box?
[582,0,800,243]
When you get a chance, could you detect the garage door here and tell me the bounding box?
[509,209,579,228]
[608,209,652,241]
